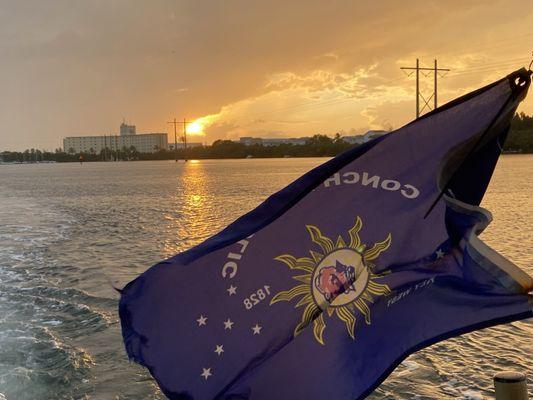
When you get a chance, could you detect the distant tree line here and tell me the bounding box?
[506,112,533,153]
[2,113,533,163]
[148,134,353,160]
[0,134,353,162]
[0,145,142,163]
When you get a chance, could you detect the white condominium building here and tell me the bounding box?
[63,123,168,154]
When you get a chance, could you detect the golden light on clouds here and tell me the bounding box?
[192,51,532,142]
[0,1,531,149]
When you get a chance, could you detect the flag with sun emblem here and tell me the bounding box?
[270,218,393,345]
[119,69,533,400]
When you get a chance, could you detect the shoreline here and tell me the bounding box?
[1,152,532,165]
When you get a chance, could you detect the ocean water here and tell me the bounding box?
[0,157,531,399]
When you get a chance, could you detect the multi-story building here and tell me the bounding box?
[63,123,168,154]
[238,137,309,146]
[120,122,136,136]
[238,137,264,146]
[342,130,388,145]
[362,130,388,142]
[238,131,388,147]
[168,142,203,150]
[341,135,365,145]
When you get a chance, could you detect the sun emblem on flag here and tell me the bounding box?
[270,217,391,345]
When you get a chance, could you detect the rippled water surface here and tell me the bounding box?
[0,157,531,399]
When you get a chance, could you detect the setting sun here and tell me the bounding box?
[1,2,532,400]
[187,121,204,135]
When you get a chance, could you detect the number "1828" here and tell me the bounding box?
[243,285,271,310]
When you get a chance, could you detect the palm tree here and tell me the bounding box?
[129,145,138,160]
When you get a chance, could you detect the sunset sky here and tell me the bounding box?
[0,0,532,150]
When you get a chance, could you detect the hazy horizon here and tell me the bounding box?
[0,0,532,151]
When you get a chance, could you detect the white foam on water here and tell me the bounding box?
[396,359,421,377]
[42,320,63,326]
[2,157,532,399]
[461,389,484,400]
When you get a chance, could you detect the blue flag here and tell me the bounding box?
[119,69,533,400]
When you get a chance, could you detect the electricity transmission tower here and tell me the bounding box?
[400,59,450,118]
[167,118,191,162]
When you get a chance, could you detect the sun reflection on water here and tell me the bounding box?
[163,161,214,257]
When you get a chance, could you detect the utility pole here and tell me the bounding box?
[400,59,449,118]
[183,118,188,163]
[167,118,191,162]
[167,118,179,162]
[416,58,419,119]
[434,59,438,109]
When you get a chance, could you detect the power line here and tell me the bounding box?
[167,118,192,162]
[400,59,450,118]
[447,58,531,77]
[207,56,525,127]
[452,56,529,70]
[229,57,526,123]
[413,32,533,60]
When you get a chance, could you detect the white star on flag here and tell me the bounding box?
[224,318,234,330]
[201,367,212,380]
[227,285,237,296]
[196,315,207,326]
[214,345,224,356]
[435,249,445,259]
[252,323,262,335]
